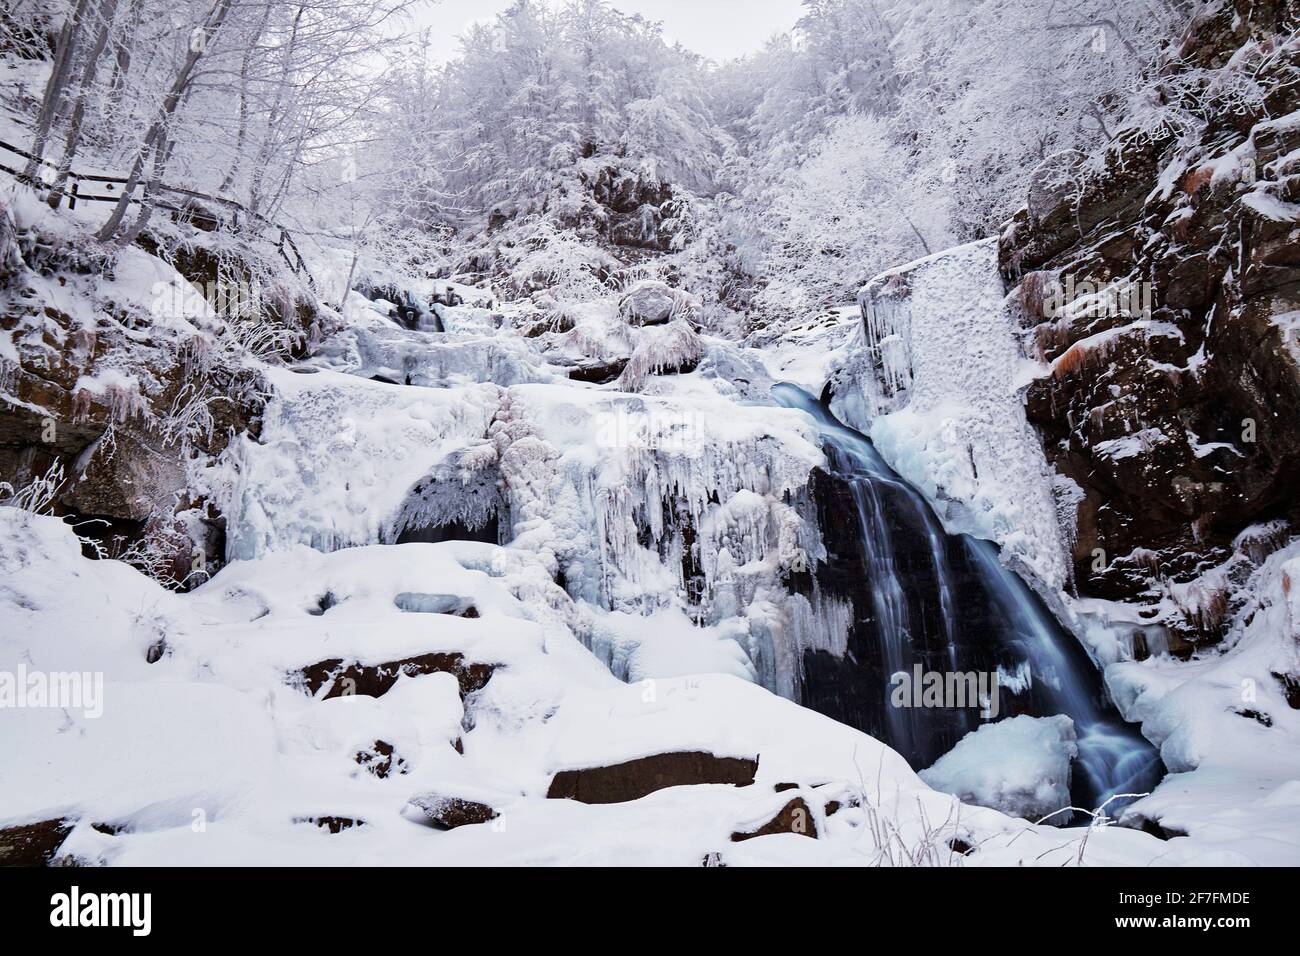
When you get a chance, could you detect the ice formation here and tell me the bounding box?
[829,239,1071,591]
[920,714,1079,824]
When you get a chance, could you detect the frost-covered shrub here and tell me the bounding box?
[500,219,619,300]
[0,460,65,515]
[617,320,704,392]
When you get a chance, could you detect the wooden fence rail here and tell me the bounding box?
[0,138,314,287]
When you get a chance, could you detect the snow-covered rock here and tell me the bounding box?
[209,367,503,559]
[1098,539,1300,864]
[617,279,699,326]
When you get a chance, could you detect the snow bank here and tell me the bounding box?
[1098,539,1300,864]
[585,606,757,683]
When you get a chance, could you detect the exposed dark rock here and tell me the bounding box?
[406,793,499,829]
[519,309,576,338]
[0,204,309,590]
[565,357,630,384]
[354,740,408,779]
[947,836,974,855]
[395,514,500,546]
[307,591,338,616]
[1234,708,1273,727]
[0,817,74,865]
[294,652,497,700]
[1274,672,1300,710]
[295,816,364,834]
[1124,814,1189,841]
[999,0,1300,646]
[546,751,758,804]
[581,162,678,252]
[731,797,818,842]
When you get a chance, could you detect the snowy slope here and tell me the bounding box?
[0,509,1194,866]
[1099,540,1300,865]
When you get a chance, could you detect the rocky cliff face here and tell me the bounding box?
[0,197,328,587]
[999,0,1300,653]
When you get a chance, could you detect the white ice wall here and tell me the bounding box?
[830,238,1071,592]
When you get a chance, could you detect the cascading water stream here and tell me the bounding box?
[964,538,1165,813]
[773,382,1162,818]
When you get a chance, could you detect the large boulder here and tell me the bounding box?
[730,796,819,841]
[406,793,499,829]
[617,280,699,326]
[0,817,73,865]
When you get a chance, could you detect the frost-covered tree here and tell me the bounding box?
[715,0,1194,320]
[379,0,728,231]
[743,113,953,314]
[18,0,422,245]
[886,0,1194,238]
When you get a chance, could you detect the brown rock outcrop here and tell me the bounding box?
[999,0,1300,648]
[730,797,818,842]
[295,652,496,700]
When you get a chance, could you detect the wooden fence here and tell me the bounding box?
[0,138,314,287]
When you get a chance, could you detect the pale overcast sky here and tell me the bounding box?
[411,0,804,65]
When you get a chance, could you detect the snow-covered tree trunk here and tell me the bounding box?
[49,0,121,206]
[96,0,234,243]
[22,0,96,183]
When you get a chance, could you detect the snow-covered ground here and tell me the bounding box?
[0,508,1199,866]
[1098,540,1300,864]
[3,0,1296,872]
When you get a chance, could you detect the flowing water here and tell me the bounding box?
[773,382,1163,818]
